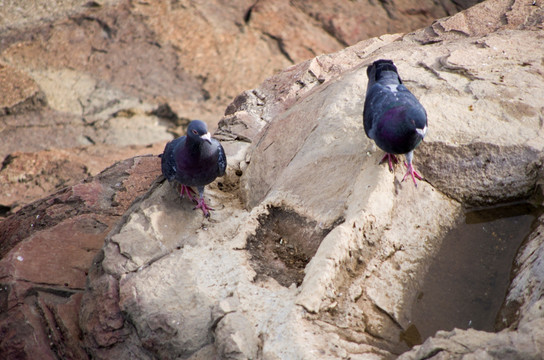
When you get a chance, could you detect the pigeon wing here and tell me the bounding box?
[364,83,397,140]
[214,139,227,177]
[161,136,185,181]
[396,84,428,123]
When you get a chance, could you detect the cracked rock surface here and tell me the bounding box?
[0,0,480,217]
[2,0,544,359]
[0,155,161,359]
[78,1,544,359]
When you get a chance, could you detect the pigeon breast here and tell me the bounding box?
[173,139,225,187]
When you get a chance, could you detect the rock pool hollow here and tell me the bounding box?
[407,201,543,346]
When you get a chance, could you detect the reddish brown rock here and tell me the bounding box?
[0,63,46,115]
[0,155,160,360]
[290,0,463,46]
[0,143,164,217]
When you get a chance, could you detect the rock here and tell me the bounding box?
[79,158,247,359]
[0,143,164,216]
[289,0,468,46]
[397,317,544,360]
[0,0,481,214]
[246,0,343,63]
[0,0,482,126]
[0,101,172,216]
[214,313,260,360]
[497,212,544,331]
[0,155,161,359]
[0,63,46,115]
[0,0,120,35]
[0,94,173,216]
[3,0,543,359]
[79,2,544,360]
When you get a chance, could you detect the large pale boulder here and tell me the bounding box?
[79,1,544,359]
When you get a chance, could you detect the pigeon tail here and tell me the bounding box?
[180,185,197,203]
[379,153,399,172]
[194,186,214,217]
[402,151,423,186]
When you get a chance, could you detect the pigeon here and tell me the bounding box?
[161,120,227,217]
[363,59,428,186]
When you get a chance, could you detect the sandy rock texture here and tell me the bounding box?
[77,1,544,360]
[0,0,479,217]
[2,1,488,359]
[2,0,543,359]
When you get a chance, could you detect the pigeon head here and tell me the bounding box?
[367,59,402,84]
[187,120,212,144]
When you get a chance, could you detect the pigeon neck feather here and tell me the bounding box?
[378,71,401,85]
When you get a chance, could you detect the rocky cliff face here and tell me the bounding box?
[0,0,478,217]
[2,0,544,359]
[76,1,542,359]
[0,156,161,359]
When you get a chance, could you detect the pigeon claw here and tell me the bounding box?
[379,153,399,172]
[194,198,214,218]
[180,185,197,203]
[402,162,423,187]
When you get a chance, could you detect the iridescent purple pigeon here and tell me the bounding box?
[363,59,428,186]
[161,120,226,217]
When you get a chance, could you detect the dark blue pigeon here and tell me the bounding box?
[161,120,227,217]
[363,59,427,186]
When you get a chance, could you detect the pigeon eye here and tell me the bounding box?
[192,129,198,135]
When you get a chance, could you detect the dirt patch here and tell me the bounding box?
[247,206,339,287]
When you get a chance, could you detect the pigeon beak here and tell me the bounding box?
[201,132,212,144]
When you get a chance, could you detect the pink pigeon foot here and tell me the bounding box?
[194,197,214,217]
[180,185,197,203]
[379,153,399,172]
[402,161,423,186]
